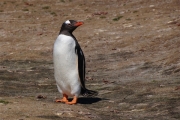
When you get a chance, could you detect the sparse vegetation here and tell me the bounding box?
[42,6,50,9]
[51,12,57,16]
[113,16,123,21]
[126,18,131,21]
[100,16,106,19]
[84,9,88,11]
[133,10,138,13]
[22,8,29,11]
[0,100,9,105]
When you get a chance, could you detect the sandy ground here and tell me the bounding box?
[0,0,180,119]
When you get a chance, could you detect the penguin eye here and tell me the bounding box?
[67,23,71,26]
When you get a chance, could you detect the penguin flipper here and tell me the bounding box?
[75,45,86,89]
[75,42,98,97]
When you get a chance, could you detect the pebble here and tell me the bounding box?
[167,21,177,24]
[123,24,133,28]
[159,84,165,87]
[149,5,155,7]
[36,95,46,99]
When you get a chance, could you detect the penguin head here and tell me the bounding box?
[60,20,83,34]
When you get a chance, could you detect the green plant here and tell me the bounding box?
[51,12,57,16]
[133,10,138,13]
[22,8,29,11]
[42,6,50,9]
[113,16,123,21]
[100,16,106,19]
[0,100,9,105]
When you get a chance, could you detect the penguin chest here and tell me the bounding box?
[53,35,80,96]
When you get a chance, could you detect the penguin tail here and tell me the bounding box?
[81,88,98,97]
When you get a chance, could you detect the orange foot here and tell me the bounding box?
[65,96,78,105]
[55,94,68,103]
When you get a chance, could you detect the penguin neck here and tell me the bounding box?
[59,31,77,41]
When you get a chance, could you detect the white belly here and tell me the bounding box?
[53,34,81,97]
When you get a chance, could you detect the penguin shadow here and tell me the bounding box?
[78,97,102,104]
[67,97,101,104]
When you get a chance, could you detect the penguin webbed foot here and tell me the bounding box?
[65,96,78,105]
[55,99,68,103]
[55,94,68,103]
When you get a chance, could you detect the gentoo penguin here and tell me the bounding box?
[53,20,98,105]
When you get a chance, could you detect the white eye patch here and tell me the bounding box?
[65,20,71,24]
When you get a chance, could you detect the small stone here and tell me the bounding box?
[175,86,180,90]
[149,5,155,7]
[167,21,177,24]
[123,24,133,28]
[112,48,117,50]
[159,84,165,87]
[108,100,114,103]
[37,95,46,99]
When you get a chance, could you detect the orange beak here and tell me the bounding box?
[74,21,84,26]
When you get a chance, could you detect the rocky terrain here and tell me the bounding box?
[0,0,180,119]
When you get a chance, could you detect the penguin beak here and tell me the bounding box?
[74,21,84,26]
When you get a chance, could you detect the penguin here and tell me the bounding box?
[53,20,98,105]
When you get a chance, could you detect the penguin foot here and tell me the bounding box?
[65,96,78,105]
[55,94,68,103]
[55,99,68,103]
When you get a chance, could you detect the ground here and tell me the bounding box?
[0,0,180,120]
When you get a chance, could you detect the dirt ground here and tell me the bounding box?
[0,0,180,120]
